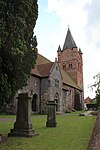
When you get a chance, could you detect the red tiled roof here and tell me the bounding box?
[84,97,93,104]
[32,53,53,77]
[32,62,54,77]
[36,53,51,65]
[31,66,41,77]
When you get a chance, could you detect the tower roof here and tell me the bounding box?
[57,45,61,52]
[63,27,77,50]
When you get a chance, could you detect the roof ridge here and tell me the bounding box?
[36,62,53,66]
[36,53,51,65]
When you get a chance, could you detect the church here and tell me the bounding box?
[15,27,84,114]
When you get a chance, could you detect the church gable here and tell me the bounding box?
[49,60,62,89]
[49,59,62,79]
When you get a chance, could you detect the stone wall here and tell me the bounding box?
[62,87,74,112]
[88,111,100,150]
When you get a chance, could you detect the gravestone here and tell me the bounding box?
[46,100,57,127]
[8,92,38,137]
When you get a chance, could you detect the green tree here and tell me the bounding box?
[0,0,38,112]
[92,73,100,110]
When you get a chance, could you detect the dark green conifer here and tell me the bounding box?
[0,0,38,112]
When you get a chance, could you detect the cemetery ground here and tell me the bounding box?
[0,112,96,150]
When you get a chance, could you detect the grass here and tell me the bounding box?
[0,114,96,150]
[70,110,86,114]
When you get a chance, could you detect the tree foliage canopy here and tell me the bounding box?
[0,0,38,112]
[92,73,100,109]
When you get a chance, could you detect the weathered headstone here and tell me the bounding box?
[8,92,38,137]
[46,100,57,127]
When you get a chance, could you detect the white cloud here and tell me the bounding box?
[47,0,87,28]
[47,0,100,98]
[47,0,89,50]
[85,0,100,47]
[35,0,100,98]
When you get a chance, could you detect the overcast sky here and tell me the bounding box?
[34,0,100,99]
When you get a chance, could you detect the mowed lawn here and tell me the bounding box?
[0,114,96,150]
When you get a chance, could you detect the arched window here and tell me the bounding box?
[63,64,66,70]
[56,66,58,70]
[34,78,37,86]
[55,79,59,87]
[54,93,59,111]
[32,94,38,111]
[69,63,72,69]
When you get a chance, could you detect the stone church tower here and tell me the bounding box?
[58,27,83,90]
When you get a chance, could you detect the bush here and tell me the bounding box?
[86,104,97,110]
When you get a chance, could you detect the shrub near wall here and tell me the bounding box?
[88,111,100,150]
[86,104,96,110]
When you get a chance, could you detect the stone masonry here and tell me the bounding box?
[88,111,100,150]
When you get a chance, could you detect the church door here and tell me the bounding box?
[74,93,81,110]
[32,94,38,111]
